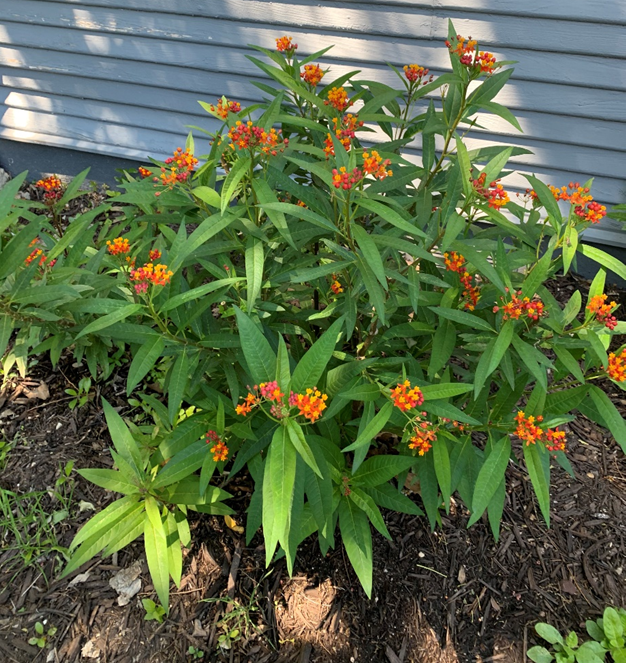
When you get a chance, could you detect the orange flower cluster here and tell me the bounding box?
[443,252,481,311]
[276,36,297,54]
[259,380,284,402]
[157,147,198,189]
[130,262,173,294]
[445,35,497,73]
[209,98,241,120]
[494,289,545,321]
[514,411,567,452]
[288,388,328,422]
[235,392,259,416]
[332,166,363,190]
[330,275,343,295]
[300,64,324,86]
[325,86,351,112]
[205,430,229,462]
[587,294,618,331]
[148,248,162,262]
[362,150,393,180]
[138,166,152,178]
[549,182,606,224]
[324,114,364,157]
[228,121,288,156]
[403,64,433,85]
[471,172,509,209]
[106,237,130,256]
[35,175,64,203]
[409,420,437,455]
[25,240,56,269]
[391,380,424,413]
[607,349,626,382]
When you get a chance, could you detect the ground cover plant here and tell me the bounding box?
[1,21,625,617]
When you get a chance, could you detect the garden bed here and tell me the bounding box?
[1,272,624,663]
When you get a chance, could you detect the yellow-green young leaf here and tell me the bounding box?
[75,304,143,340]
[343,401,393,453]
[77,468,141,495]
[199,452,217,498]
[0,315,12,360]
[168,351,190,425]
[291,316,344,393]
[468,436,511,527]
[69,495,141,551]
[523,443,550,526]
[234,306,276,384]
[579,244,626,281]
[338,497,373,598]
[126,335,165,396]
[174,510,191,548]
[245,236,264,312]
[562,290,582,326]
[562,224,578,275]
[102,398,143,476]
[143,505,170,612]
[525,175,562,229]
[286,419,322,478]
[61,500,145,578]
[352,225,387,290]
[192,185,221,208]
[164,511,183,587]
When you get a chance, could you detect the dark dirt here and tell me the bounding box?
[1,256,625,662]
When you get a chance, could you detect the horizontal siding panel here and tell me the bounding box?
[4,79,626,155]
[2,19,625,91]
[4,1,626,59]
[3,58,626,124]
[26,0,626,27]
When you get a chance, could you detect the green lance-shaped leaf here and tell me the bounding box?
[579,243,626,281]
[168,350,190,425]
[61,499,145,578]
[420,383,473,400]
[126,335,166,396]
[286,419,322,478]
[144,497,171,612]
[589,386,626,454]
[102,398,143,476]
[523,442,551,526]
[432,439,451,513]
[342,401,393,453]
[356,256,387,325]
[290,316,344,394]
[0,315,12,360]
[234,306,276,384]
[352,225,387,290]
[75,304,143,340]
[221,156,251,214]
[192,185,221,208]
[0,170,28,222]
[252,178,296,248]
[164,511,183,587]
[362,483,423,516]
[349,487,391,540]
[262,425,297,565]
[468,435,511,527]
[352,453,415,487]
[77,469,141,495]
[69,495,141,551]
[356,197,425,239]
[474,321,514,396]
[338,497,373,598]
[429,306,495,333]
[525,174,563,228]
[152,439,207,489]
[245,236,264,312]
[0,221,41,280]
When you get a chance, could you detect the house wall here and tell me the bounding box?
[0,0,625,244]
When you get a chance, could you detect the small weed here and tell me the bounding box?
[65,377,92,410]
[0,461,75,580]
[187,645,205,659]
[142,598,166,623]
[28,621,57,648]
[202,589,262,651]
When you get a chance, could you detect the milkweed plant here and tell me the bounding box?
[0,22,624,607]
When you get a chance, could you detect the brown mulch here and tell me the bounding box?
[0,256,625,661]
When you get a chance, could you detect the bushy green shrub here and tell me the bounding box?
[1,22,625,607]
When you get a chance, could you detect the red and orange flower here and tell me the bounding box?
[391,380,424,413]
